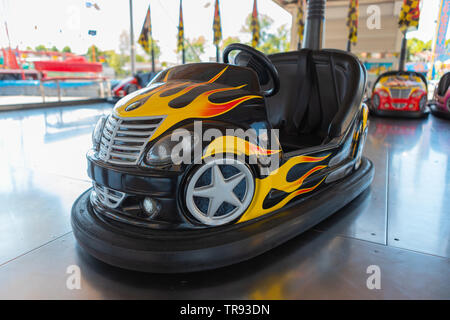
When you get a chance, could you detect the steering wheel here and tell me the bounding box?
[223,43,280,97]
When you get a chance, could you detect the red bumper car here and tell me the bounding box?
[369,71,428,118]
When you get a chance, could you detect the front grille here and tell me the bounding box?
[393,103,407,109]
[98,114,165,165]
[389,88,411,99]
[92,183,127,208]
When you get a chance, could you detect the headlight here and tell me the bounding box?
[410,90,423,98]
[378,90,389,97]
[145,130,200,166]
[92,116,107,149]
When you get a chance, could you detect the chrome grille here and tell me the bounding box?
[393,103,407,109]
[98,114,165,165]
[389,88,411,99]
[92,183,126,209]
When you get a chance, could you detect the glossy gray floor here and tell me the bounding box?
[0,104,448,299]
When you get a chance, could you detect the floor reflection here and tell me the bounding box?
[0,104,449,299]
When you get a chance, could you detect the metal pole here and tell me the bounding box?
[399,31,407,71]
[56,80,61,102]
[303,0,326,50]
[182,47,185,64]
[129,0,136,75]
[151,38,155,72]
[216,45,220,62]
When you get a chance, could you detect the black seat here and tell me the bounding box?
[437,72,450,96]
[266,49,366,151]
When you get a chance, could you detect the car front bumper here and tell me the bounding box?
[72,157,374,273]
[430,104,450,120]
[369,106,429,118]
[86,150,188,228]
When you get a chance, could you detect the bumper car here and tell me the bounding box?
[109,72,156,102]
[430,72,450,120]
[369,71,429,118]
[72,43,374,273]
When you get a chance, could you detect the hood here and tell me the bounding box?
[379,75,426,90]
[112,66,262,141]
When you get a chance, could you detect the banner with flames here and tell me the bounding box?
[346,0,359,45]
[398,0,421,32]
[177,0,184,52]
[138,5,152,54]
[296,0,305,46]
[213,0,222,46]
[251,0,260,47]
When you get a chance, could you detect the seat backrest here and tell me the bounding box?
[266,49,366,140]
[437,72,450,96]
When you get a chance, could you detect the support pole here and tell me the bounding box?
[129,0,136,75]
[182,47,185,64]
[151,38,155,72]
[303,0,326,50]
[399,31,407,71]
[216,44,220,62]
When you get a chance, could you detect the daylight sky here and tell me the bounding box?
[0,0,447,63]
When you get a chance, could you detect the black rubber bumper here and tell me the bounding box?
[72,157,374,273]
[369,107,429,118]
[430,104,450,120]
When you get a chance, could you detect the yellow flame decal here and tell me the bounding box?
[202,136,281,159]
[238,154,330,222]
[115,67,262,141]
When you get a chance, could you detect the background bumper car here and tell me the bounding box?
[430,72,450,120]
[369,71,429,118]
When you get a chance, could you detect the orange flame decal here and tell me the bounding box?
[115,67,262,141]
[203,136,281,159]
[239,153,330,222]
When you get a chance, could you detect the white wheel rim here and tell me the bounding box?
[185,158,255,226]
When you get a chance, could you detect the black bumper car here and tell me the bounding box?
[72,43,374,272]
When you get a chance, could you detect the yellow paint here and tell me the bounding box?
[202,136,281,159]
[114,67,262,141]
[238,154,330,222]
[376,74,426,91]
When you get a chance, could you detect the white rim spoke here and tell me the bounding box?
[185,159,255,226]
[225,172,245,190]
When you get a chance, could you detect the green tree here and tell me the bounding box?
[87,45,101,61]
[62,46,72,53]
[220,36,241,52]
[103,50,127,77]
[136,54,147,63]
[50,46,59,52]
[185,36,206,63]
[148,38,161,60]
[35,44,47,51]
[407,38,431,61]
[241,14,290,54]
[139,38,162,61]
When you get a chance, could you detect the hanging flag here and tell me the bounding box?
[296,0,305,46]
[433,0,450,61]
[213,0,222,46]
[346,0,359,45]
[398,0,421,32]
[138,5,153,54]
[250,0,260,47]
[177,0,184,53]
